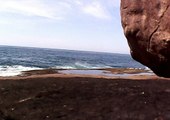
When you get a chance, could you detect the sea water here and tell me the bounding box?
[0,45,146,76]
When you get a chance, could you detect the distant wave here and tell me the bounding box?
[53,62,112,70]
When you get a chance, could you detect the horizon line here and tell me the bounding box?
[0,44,130,55]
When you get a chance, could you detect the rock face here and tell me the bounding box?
[121,0,170,77]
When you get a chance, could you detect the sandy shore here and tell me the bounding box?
[0,69,170,120]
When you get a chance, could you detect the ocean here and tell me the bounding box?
[0,46,146,76]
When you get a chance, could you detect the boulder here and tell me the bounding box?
[121,0,170,77]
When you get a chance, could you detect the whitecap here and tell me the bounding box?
[0,65,42,77]
[53,66,76,69]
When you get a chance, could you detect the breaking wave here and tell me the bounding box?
[0,65,42,77]
[53,62,112,69]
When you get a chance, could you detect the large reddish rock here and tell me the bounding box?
[121,0,170,77]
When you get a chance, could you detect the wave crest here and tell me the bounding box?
[0,65,42,77]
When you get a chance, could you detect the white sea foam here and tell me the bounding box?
[53,62,95,69]
[54,62,112,70]
[53,66,76,69]
[75,62,91,68]
[144,67,153,73]
[145,67,150,70]
[74,62,103,69]
[0,65,42,77]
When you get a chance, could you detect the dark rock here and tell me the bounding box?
[121,0,170,77]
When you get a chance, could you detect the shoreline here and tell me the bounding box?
[0,68,169,80]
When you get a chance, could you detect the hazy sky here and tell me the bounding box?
[0,0,129,54]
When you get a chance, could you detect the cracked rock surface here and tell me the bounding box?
[121,0,170,77]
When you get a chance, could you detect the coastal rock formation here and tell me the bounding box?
[121,0,170,77]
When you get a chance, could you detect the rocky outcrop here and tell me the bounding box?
[121,0,170,77]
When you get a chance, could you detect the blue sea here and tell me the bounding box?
[0,46,146,76]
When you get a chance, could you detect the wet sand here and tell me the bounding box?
[0,69,170,120]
